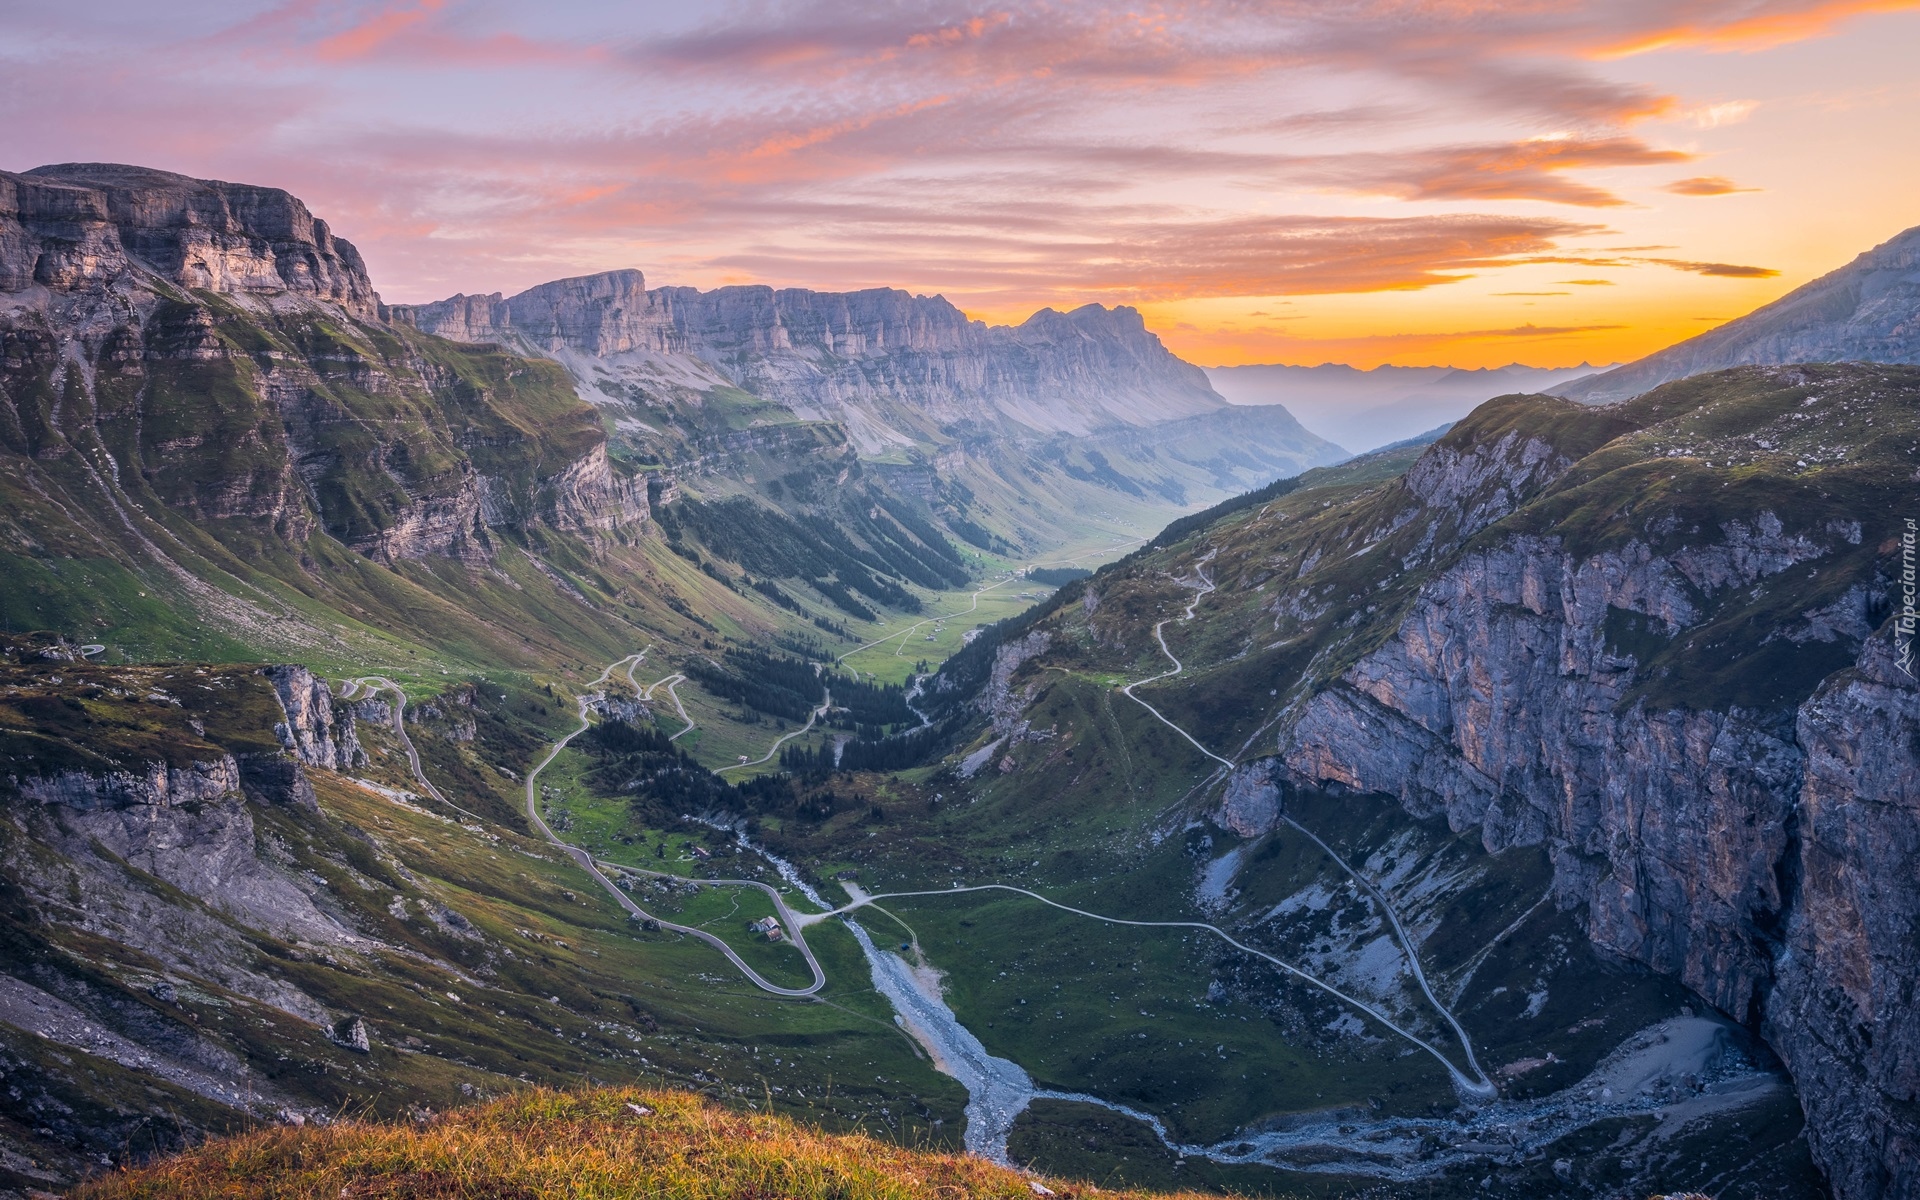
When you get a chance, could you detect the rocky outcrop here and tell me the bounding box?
[537,443,650,533]
[18,756,244,811]
[267,665,364,772]
[1,164,380,317]
[981,631,1052,738]
[353,472,496,564]
[1557,223,1920,403]
[394,269,1230,448]
[1218,760,1282,838]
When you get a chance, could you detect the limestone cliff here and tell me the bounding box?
[1271,520,1909,1199]
[1241,372,1913,1198]
[1,164,380,317]
[0,162,647,619]
[267,665,365,773]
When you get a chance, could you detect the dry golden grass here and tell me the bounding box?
[73,1086,1229,1200]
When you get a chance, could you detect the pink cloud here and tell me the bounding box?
[0,0,1891,310]
[314,0,446,60]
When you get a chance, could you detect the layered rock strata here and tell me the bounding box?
[1,164,380,317]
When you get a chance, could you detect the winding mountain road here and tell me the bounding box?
[520,653,828,997]
[813,883,1493,1098]
[353,656,825,999]
[1110,559,1496,1098]
[341,675,493,825]
[642,671,696,741]
[356,629,1492,1093]
[1117,557,1234,770]
[715,691,831,776]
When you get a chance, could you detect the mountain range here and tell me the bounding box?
[1,160,1916,1200]
[394,270,1231,447]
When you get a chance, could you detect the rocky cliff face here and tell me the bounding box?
[1,164,380,317]
[0,161,647,636]
[3,664,362,949]
[1772,634,1920,1200]
[1557,223,1920,403]
[1272,526,1910,1198]
[394,268,1229,448]
[1242,374,1913,1198]
[267,665,364,773]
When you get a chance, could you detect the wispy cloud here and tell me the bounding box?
[1593,0,1919,56]
[1644,257,1781,277]
[313,0,446,61]
[1686,99,1759,127]
[1296,136,1693,207]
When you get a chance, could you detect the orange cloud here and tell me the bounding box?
[701,212,1606,309]
[1595,0,1920,56]
[1301,136,1693,207]
[1663,175,1761,195]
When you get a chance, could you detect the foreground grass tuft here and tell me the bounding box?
[74,1087,1224,1200]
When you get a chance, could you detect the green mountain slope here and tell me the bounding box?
[863,362,1910,1198]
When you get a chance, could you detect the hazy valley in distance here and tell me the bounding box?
[1202,362,1611,452]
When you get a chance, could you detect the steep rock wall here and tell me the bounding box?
[1262,528,1912,1198]
[0,163,646,574]
[1772,636,1920,1200]
[267,665,364,772]
[9,667,370,954]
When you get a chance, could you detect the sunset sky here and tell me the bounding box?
[4,1,1918,368]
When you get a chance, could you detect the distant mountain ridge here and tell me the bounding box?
[1554,223,1920,403]
[394,269,1230,451]
[395,267,1344,556]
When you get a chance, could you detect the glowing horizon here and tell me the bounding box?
[4,1,1918,370]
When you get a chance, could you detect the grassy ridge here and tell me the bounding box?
[72,1086,1233,1200]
